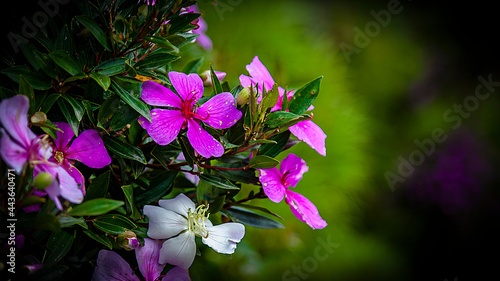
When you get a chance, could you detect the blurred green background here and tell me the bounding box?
[179,0,500,280]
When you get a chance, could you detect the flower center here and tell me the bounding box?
[179,91,209,121]
[28,135,55,167]
[187,204,210,238]
[54,151,65,163]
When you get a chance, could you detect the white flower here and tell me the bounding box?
[143,193,245,269]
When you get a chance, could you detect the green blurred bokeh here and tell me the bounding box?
[172,0,500,280]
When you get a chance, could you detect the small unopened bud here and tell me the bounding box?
[118,231,140,250]
[31,112,47,124]
[33,172,54,190]
[237,86,251,105]
[200,70,226,87]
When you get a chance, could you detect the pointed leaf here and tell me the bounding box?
[67,199,124,216]
[223,207,284,229]
[49,50,84,76]
[103,135,147,164]
[83,229,112,249]
[287,76,322,115]
[134,171,178,205]
[182,57,204,74]
[90,72,111,91]
[44,230,75,267]
[19,75,36,115]
[249,155,279,169]
[85,170,110,201]
[93,214,138,235]
[76,15,111,51]
[199,174,240,190]
[111,81,151,122]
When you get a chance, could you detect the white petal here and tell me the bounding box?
[202,223,245,254]
[143,205,187,239]
[158,193,196,217]
[159,231,196,269]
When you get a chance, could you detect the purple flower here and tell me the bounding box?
[0,95,82,210]
[92,238,191,281]
[258,153,327,229]
[139,71,242,158]
[186,4,212,51]
[239,56,327,156]
[141,0,156,5]
[50,122,111,194]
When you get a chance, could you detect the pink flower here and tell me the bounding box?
[258,153,327,229]
[139,71,242,158]
[0,95,82,210]
[239,56,327,156]
[92,239,191,281]
[49,123,111,194]
[186,4,212,51]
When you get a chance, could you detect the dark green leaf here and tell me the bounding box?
[210,65,223,95]
[83,229,112,249]
[216,166,259,185]
[121,185,137,217]
[90,72,111,91]
[59,216,88,229]
[144,36,179,53]
[259,131,290,158]
[134,171,178,205]
[61,94,85,122]
[134,51,180,71]
[182,57,204,74]
[40,94,60,113]
[85,170,110,201]
[168,12,200,34]
[76,15,111,51]
[179,136,196,167]
[263,111,303,128]
[233,204,283,220]
[103,135,147,164]
[94,58,127,76]
[248,155,279,169]
[49,50,84,76]
[33,213,61,232]
[57,98,80,136]
[93,214,138,235]
[223,207,284,229]
[44,230,75,267]
[1,66,52,90]
[287,76,323,115]
[199,174,240,190]
[111,81,151,122]
[67,199,124,216]
[19,75,36,115]
[150,144,179,169]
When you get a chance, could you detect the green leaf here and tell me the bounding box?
[182,57,204,74]
[210,65,223,95]
[233,204,283,220]
[260,83,279,111]
[19,75,36,115]
[287,76,323,115]
[76,15,111,51]
[223,207,284,229]
[83,229,112,249]
[103,135,147,164]
[57,98,80,136]
[199,174,240,190]
[150,144,179,169]
[144,36,179,53]
[111,81,151,122]
[249,139,277,144]
[1,66,52,90]
[60,94,85,122]
[59,216,88,229]
[49,50,84,76]
[121,185,137,217]
[215,166,259,185]
[85,170,110,201]
[33,213,61,232]
[258,131,290,158]
[248,155,279,169]
[94,58,127,76]
[134,171,178,205]
[90,72,111,91]
[40,93,60,113]
[168,12,201,34]
[44,230,75,267]
[67,199,124,216]
[179,136,196,168]
[82,100,96,125]
[93,214,138,235]
[263,111,303,128]
[134,51,180,71]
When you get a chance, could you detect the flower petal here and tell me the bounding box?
[193,31,213,51]
[52,122,75,151]
[55,166,83,204]
[141,81,182,108]
[65,129,111,168]
[0,95,36,148]
[202,222,245,254]
[0,130,29,174]
[143,205,187,239]
[91,250,140,281]
[146,109,185,146]
[186,119,224,158]
[258,167,285,203]
[168,72,204,102]
[285,189,327,230]
[280,153,309,188]
[289,120,327,156]
[43,175,63,211]
[138,116,151,130]
[196,92,242,129]
[159,231,196,269]
[246,56,275,93]
[158,193,196,218]
[238,74,255,89]
[162,266,191,281]
[135,238,165,281]
[62,161,85,194]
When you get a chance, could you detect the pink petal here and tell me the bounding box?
[65,129,111,168]
[43,175,63,210]
[92,250,141,281]
[238,74,254,88]
[145,109,185,146]
[186,119,224,158]
[141,81,182,108]
[0,95,36,148]
[168,72,204,102]
[289,120,327,156]
[53,122,75,151]
[258,168,286,203]
[159,231,196,269]
[246,56,275,93]
[138,116,151,130]
[62,161,85,194]
[196,92,242,129]
[285,189,327,230]
[1,129,29,174]
[55,165,83,205]
[280,153,309,188]
[135,238,165,281]
[162,267,191,281]
[193,31,212,51]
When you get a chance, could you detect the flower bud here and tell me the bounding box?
[200,70,226,87]
[31,112,47,124]
[118,230,140,250]
[237,86,252,106]
[33,172,54,190]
